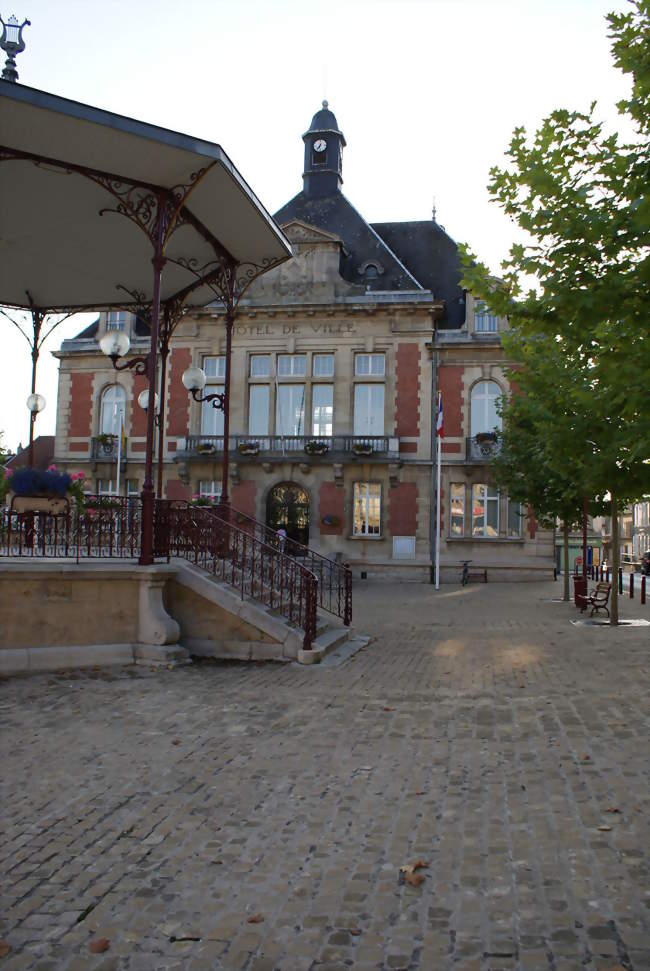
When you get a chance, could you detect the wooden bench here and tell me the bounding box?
[467,569,488,584]
[580,581,612,617]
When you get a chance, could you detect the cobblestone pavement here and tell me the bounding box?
[1,580,648,971]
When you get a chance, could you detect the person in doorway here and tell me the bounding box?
[276,527,287,553]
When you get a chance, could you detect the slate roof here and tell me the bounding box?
[371,221,466,328]
[70,315,150,341]
[274,191,424,294]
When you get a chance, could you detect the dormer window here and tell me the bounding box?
[357,260,384,280]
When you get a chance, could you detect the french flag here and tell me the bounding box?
[436,392,444,438]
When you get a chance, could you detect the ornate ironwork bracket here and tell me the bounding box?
[189,387,225,411]
[109,353,150,376]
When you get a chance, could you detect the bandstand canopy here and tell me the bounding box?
[0,80,292,311]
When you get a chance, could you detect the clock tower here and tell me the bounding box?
[302,101,346,199]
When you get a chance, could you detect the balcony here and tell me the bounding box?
[466,433,501,463]
[180,435,400,460]
[91,435,126,461]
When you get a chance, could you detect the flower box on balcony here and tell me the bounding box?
[352,443,373,456]
[196,442,217,455]
[10,494,69,516]
[474,432,498,444]
[237,442,260,456]
[96,433,117,454]
[304,440,329,456]
[6,466,87,512]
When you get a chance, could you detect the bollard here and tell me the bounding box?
[619,568,623,594]
[630,573,634,599]
[606,567,611,583]
[642,576,646,605]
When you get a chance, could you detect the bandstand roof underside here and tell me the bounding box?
[0,81,292,312]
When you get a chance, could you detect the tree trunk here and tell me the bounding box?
[610,493,619,626]
[563,520,570,601]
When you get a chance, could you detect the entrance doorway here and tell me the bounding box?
[266,482,310,548]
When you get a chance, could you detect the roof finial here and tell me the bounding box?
[322,99,328,109]
[432,197,437,221]
[0,13,30,83]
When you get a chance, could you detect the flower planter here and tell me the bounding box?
[304,442,329,456]
[197,445,216,455]
[10,494,69,516]
[238,443,260,456]
[352,445,373,457]
[474,433,497,444]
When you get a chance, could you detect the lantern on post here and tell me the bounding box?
[0,14,30,82]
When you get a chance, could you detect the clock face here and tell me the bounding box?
[314,139,327,153]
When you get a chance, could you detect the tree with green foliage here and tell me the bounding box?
[461,1,650,624]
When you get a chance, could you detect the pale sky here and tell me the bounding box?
[0,0,632,452]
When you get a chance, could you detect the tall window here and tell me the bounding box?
[475,301,498,332]
[199,480,222,501]
[507,497,522,537]
[312,385,333,436]
[201,356,224,436]
[99,384,126,436]
[276,384,305,436]
[470,380,502,437]
[354,384,384,436]
[450,483,465,536]
[353,483,381,536]
[313,354,334,377]
[106,310,126,331]
[277,354,306,377]
[472,484,499,537]
[355,353,385,376]
[125,479,139,496]
[249,385,269,435]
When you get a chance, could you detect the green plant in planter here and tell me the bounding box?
[475,431,498,444]
[352,442,373,455]
[304,440,329,455]
[196,442,216,454]
[96,433,116,445]
[237,441,259,455]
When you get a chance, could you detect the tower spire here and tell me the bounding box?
[302,102,346,198]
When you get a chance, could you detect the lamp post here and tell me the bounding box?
[26,392,45,468]
[138,389,160,426]
[182,363,228,505]
[0,13,30,82]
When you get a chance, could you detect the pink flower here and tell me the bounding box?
[47,464,58,472]
[4,468,12,480]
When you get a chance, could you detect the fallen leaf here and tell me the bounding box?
[172,739,181,746]
[597,825,612,832]
[582,755,591,761]
[399,859,429,875]
[405,872,425,887]
[350,928,362,936]
[247,914,264,924]
[383,707,395,712]
[415,790,426,796]
[605,807,621,814]
[89,938,110,954]
[0,941,11,958]
[211,859,224,865]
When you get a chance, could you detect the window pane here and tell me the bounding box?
[276,385,305,436]
[201,386,224,435]
[199,480,222,499]
[355,353,385,376]
[97,479,114,495]
[470,380,503,436]
[353,482,381,536]
[472,483,485,536]
[313,354,334,377]
[475,302,498,332]
[278,354,306,377]
[450,483,464,536]
[312,385,333,436]
[250,355,270,378]
[486,487,499,536]
[107,311,126,331]
[204,356,225,379]
[100,384,126,435]
[354,384,384,435]
[125,479,139,496]
[249,385,269,435]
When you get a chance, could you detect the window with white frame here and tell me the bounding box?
[354,384,384,436]
[277,354,306,377]
[353,482,381,536]
[312,385,333,436]
[250,354,270,378]
[355,353,385,376]
[204,356,225,379]
[199,480,222,501]
[106,310,126,331]
[450,483,465,536]
[507,497,523,537]
[97,479,116,495]
[472,484,499,537]
[125,479,139,496]
[313,353,334,377]
[475,301,498,332]
[276,384,305,436]
[99,384,126,436]
[470,380,502,437]
[249,385,270,435]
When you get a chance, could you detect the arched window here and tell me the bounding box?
[470,380,502,437]
[99,384,126,435]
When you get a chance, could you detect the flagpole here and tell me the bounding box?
[435,428,441,590]
[115,410,122,497]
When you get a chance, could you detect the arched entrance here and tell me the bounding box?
[266,483,310,547]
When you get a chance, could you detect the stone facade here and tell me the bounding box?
[51,104,554,581]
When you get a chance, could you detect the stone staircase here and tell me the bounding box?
[171,559,368,665]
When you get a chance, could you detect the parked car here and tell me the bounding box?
[641,550,650,575]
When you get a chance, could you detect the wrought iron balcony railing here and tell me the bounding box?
[466,434,502,463]
[182,434,399,457]
[91,435,126,460]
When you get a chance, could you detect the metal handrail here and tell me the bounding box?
[166,502,319,649]
[184,434,394,456]
[229,507,352,626]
